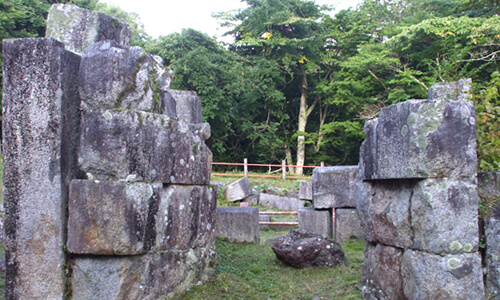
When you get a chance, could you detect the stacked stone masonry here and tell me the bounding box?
[357,79,489,300]
[3,5,216,299]
[307,166,364,243]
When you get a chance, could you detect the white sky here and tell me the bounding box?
[100,0,364,39]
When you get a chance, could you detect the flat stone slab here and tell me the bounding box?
[155,185,217,250]
[298,207,332,237]
[167,90,203,124]
[78,109,211,184]
[270,229,345,268]
[71,245,216,300]
[79,40,172,112]
[401,249,485,299]
[356,178,479,254]
[312,166,359,208]
[215,207,259,244]
[335,208,364,243]
[259,193,304,211]
[46,4,130,55]
[298,181,313,201]
[411,178,479,255]
[68,181,217,255]
[224,177,252,202]
[68,180,161,255]
[356,180,415,249]
[2,37,82,299]
[360,80,477,180]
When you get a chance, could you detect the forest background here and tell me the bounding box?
[1,0,499,174]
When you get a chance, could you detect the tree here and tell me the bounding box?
[145,29,287,163]
[221,0,327,174]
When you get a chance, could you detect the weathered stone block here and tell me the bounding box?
[78,109,211,184]
[299,181,313,201]
[361,242,404,300]
[2,37,81,299]
[67,180,161,255]
[79,40,172,112]
[428,78,472,101]
[298,207,332,237]
[312,166,359,208]
[401,249,485,299]
[215,207,259,244]
[360,84,477,180]
[411,178,479,255]
[335,208,364,243]
[224,177,252,202]
[168,90,203,124]
[259,193,304,211]
[485,217,500,299]
[46,4,131,55]
[355,180,415,249]
[71,245,216,300]
[155,185,217,250]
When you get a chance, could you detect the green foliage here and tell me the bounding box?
[473,72,500,171]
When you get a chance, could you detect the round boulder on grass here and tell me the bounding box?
[270,229,345,268]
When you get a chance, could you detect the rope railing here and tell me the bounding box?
[212,158,324,180]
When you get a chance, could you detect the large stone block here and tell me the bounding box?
[360,83,477,180]
[485,217,500,299]
[2,38,81,299]
[428,78,472,101]
[224,177,252,202]
[215,207,259,244]
[167,90,203,124]
[79,40,172,112]
[411,178,479,255]
[67,180,161,255]
[401,249,485,299]
[155,185,217,250]
[298,207,332,237]
[298,181,313,201]
[71,245,216,300]
[335,208,365,243]
[259,193,305,211]
[355,180,415,249]
[361,242,404,300]
[46,4,130,56]
[312,166,359,208]
[78,109,212,184]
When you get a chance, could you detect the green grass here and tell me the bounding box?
[172,229,364,300]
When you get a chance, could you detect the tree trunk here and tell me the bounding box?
[296,65,308,175]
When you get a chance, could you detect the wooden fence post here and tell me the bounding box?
[320,161,325,167]
[244,158,248,177]
[282,160,286,180]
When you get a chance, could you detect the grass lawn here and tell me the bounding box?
[173,229,364,300]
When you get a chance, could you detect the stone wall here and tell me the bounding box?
[357,79,487,299]
[303,166,364,243]
[3,5,216,299]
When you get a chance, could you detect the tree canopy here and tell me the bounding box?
[1,0,498,171]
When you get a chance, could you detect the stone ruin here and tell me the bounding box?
[3,4,215,299]
[304,79,499,299]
